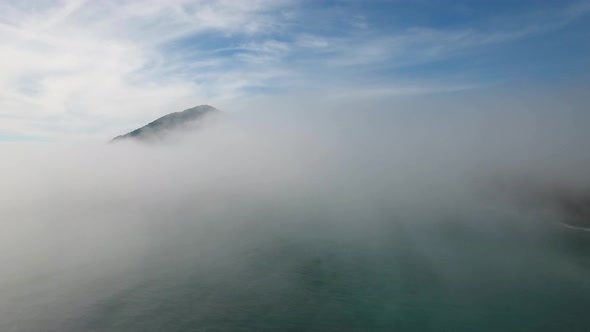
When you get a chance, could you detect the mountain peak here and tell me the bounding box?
[111,105,219,142]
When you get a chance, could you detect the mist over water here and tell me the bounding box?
[2,104,590,331]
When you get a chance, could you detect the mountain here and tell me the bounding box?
[111,105,219,142]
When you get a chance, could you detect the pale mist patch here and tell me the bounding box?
[0,103,589,331]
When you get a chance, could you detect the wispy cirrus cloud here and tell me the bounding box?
[0,0,589,140]
[0,0,295,140]
[287,1,590,69]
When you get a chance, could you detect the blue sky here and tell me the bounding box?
[0,0,589,140]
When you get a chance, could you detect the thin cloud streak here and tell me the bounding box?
[0,0,588,140]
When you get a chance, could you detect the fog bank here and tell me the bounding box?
[1,100,590,331]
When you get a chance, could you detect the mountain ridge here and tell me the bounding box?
[111,105,219,142]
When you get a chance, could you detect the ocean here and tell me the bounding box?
[3,211,590,332]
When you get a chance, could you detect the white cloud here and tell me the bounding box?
[0,0,294,140]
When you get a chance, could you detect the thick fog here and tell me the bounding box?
[1,94,590,331]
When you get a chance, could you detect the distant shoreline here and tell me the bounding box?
[559,221,590,232]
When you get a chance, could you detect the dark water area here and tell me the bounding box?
[7,213,589,332]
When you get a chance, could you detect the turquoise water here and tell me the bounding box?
[18,218,587,331]
[3,210,590,332]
